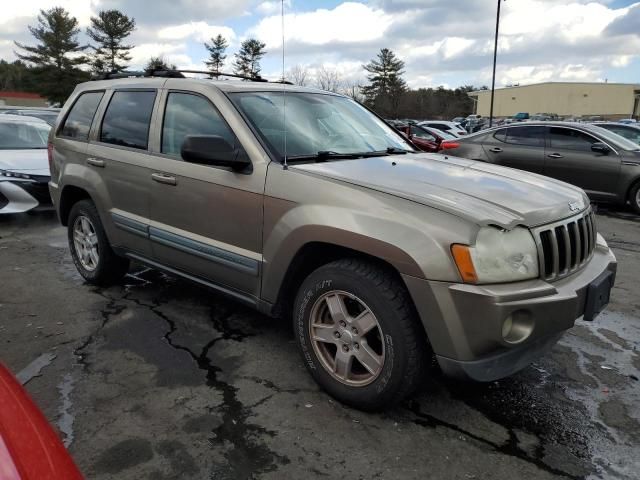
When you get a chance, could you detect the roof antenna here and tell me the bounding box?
[281,0,288,170]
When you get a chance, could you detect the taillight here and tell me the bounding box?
[440,141,460,150]
[47,142,54,173]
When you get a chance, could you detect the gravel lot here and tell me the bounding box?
[1,207,639,480]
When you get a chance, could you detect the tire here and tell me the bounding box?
[67,199,129,286]
[293,258,427,411]
[629,182,640,214]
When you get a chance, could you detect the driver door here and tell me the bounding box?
[146,85,266,298]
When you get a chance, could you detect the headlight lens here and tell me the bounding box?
[452,227,539,283]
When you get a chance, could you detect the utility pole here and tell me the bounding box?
[489,0,503,128]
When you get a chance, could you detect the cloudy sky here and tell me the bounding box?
[1,0,639,89]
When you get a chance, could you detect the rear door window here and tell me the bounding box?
[60,91,104,140]
[549,127,597,151]
[505,126,545,146]
[161,92,235,156]
[410,125,436,142]
[100,90,156,150]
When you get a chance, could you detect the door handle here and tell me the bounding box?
[547,153,564,159]
[151,173,177,185]
[86,157,105,168]
[489,147,503,153]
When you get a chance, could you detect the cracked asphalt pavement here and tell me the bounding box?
[1,207,639,480]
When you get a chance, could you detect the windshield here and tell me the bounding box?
[0,121,51,149]
[230,92,414,160]
[586,124,640,151]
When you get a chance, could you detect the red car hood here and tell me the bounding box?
[0,364,83,480]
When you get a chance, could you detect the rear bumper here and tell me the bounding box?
[403,241,617,381]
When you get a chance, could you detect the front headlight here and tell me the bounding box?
[451,226,539,284]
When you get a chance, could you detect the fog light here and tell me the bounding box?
[502,310,534,344]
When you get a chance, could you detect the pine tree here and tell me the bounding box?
[233,39,266,79]
[204,34,228,76]
[144,57,176,74]
[361,48,407,117]
[14,7,89,105]
[86,10,136,73]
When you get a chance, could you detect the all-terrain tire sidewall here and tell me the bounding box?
[67,199,128,285]
[294,261,423,411]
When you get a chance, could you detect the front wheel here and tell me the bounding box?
[293,259,427,411]
[629,182,640,214]
[68,199,129,286]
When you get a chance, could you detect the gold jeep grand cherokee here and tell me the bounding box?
[49,70,617,410]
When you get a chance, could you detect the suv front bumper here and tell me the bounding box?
[403,242,616,381]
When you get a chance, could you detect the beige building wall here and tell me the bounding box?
[470,82,640,119]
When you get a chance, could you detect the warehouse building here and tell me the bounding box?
[469,82,640,120]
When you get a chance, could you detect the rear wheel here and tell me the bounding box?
[67,199,129,285]
[293,258,427,411]
[629,182,640,214]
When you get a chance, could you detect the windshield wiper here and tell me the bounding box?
[386,147,413,154]
[285,150,390,162]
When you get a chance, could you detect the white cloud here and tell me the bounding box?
[158,22,236,44]
[0,0,98,26]
[249,2,394,48]
[255,0,291,16]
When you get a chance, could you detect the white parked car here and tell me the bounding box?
[418,120,466,137]
[0,115,52,214]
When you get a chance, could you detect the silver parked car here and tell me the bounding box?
[49,73,616,410]
[0,115,52,213]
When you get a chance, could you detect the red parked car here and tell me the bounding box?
[0,363,83,480]
[391,122,460,153]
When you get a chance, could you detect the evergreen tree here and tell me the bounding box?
[144,57,176,74]
[86,10,136,73]
[14,7,89,105]
[361,48,407,117]
[204,34,228,76]
[233,39,266,79]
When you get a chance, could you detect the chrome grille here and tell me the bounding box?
[533,209,596,281]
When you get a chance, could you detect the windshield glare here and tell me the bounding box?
[231,92,414,159]
[0,122,51,149]
[587,125,640,151]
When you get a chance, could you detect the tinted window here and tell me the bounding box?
[505,126,545,146]
[162,92,235,155]
[549,127,597,151]
[101,90,156,150]
[60,92,104,140]
[410,125,436,142]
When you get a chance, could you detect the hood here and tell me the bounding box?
[0,149,49,176]
[292,153,589,229]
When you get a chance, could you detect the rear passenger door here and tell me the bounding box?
[87,89,159,256]
[544,127,621,200]
[481,126,546,174]
[146,86,265,298]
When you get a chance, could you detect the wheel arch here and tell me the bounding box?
[59,185,92,226]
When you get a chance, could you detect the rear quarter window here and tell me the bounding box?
[100,90,156,150]
[59,91,104,140]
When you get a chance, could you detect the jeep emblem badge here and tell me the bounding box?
[569,202,581,212]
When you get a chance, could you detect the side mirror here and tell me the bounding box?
[181,135,251,171]
[591,142,610,155]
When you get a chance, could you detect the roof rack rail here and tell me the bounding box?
[91,68,293,85]
[90,69,292,84]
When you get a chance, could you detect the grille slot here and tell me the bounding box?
[534,210,596,281]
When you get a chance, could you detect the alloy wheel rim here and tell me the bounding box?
[73,215,99,272]
[636,188,640,209]
[309,290,385,386]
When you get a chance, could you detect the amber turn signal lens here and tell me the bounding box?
[451,244,478,283]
